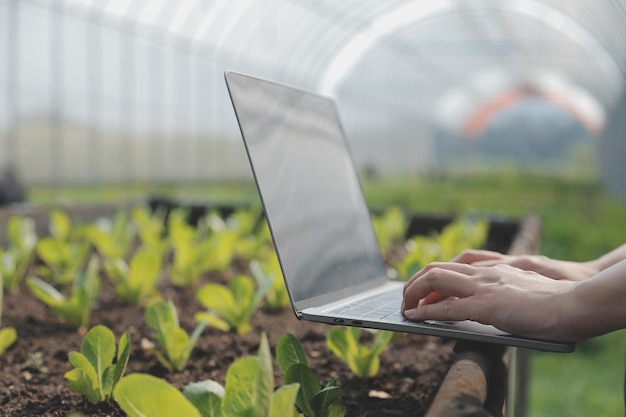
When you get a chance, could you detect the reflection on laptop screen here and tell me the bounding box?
[226,72,387,304]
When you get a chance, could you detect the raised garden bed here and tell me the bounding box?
[0,202,539,417]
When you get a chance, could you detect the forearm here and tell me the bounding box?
[592,243,626,271]
[565,259,626,341]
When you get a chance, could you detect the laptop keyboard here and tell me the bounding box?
[327,289,402,320]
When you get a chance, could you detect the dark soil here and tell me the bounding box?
[1,266,456,417]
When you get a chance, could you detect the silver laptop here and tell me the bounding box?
[224,70,575,353]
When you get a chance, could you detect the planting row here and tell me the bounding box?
[0,204,489,416]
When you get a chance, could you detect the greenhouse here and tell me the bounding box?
[1,1,626,417]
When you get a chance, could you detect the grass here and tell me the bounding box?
[26,174,626,416]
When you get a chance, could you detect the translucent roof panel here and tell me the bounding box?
[12,0,626,192]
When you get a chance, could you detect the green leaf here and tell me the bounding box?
[183,380,225,417]
[221,356,260,417]
[50,209,72,240]
[0,327,17,355]
[65,351,101,403]
[194,311,231,332]
[102,331,131,395]
[129,248,161,301]
[325,328,390,378]
[276,333,309,374]
[310,386,344,417]
[269,383,300,417]
[196,283,238,324]
[256,333,274,417]
[114,373,202,417]
[26,276,65,307]
[65,368,102,404]
[284,364,319,417]
[81,325,116,399]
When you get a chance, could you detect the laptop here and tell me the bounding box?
[224,70,575,353]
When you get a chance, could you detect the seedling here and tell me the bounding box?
[168,209,237,287]
[372,206,408,255]
[131,206,169,255]
[65,325,131,404]
[0,273,17,356]
[250,253,290,312]
[227,208,272,261]
[113,334,299,417]
[395,217,488,280]
[183,333,299,417]
[145,299,207,372]
[276,333,346,417]
[1,215,37,292]
[195,274,270,335]
[103,247,162,304]
[36,209,91,285]
[85,210,135,260]
[325,327,393,378]
[27,256,101,329]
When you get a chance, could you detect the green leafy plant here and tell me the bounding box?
[0,273,17,356]
[372,206,408,255]
[113,334,299,417]
[36,209,91,285]
[65,324,131,404]
[227,208,273,261]
[168,209,237,287]
[27,256,101,329]
[85,210,135,260]
[183,332,300,417]
[103,247,162,304]
[325,327,393,378]
[145,299,207,372]
[276,333,346,417]
[250,252,290,312]
[195,274,270,335]
[131,205,169,255]
[114,373,202,417]
[395,217,489,280]
[1,215,37,292]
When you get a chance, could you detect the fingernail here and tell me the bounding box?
[403,308,418,320]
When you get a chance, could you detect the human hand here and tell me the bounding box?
[451,249,598,282]
[401,262,578,341]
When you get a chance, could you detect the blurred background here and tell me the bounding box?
[1,0,625,194]
[1,1,626,416]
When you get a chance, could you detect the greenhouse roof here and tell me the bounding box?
[56,0,625,139]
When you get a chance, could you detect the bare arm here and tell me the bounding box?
[401,258,626,342]
[449,243,626,281]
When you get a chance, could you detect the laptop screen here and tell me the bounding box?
[225,72,388,307]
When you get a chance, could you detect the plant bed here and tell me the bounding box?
[0,204,535,417]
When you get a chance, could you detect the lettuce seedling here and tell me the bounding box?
[183,333,300,417]
[250,253,290,312]
[27,256,101,329]
[0,273,17,356]
[36,209,91,285]
[226,208,273,262]
[103,247,162,304]
[372,206,408,256]
[325,327,393,378]
[195,274,270,335]
[65,325,131,404]
[395,217,488,280]
[85,210,135,260]
[168,209,237,287]
[276,333,346,417]
[131,206,169,255]
[114,373,202,417]
[1,215,37,292]
[145,299,207,372]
